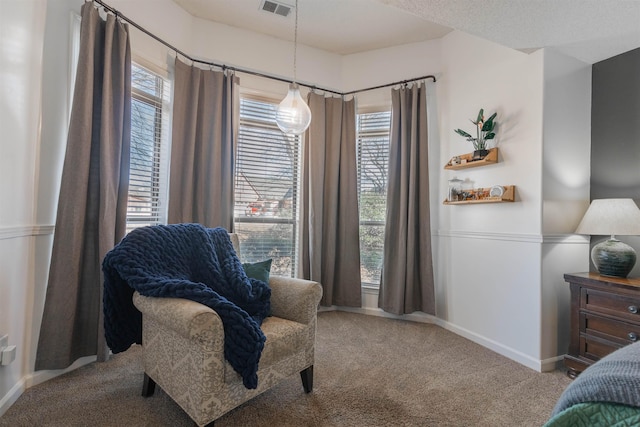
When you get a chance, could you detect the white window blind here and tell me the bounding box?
[357,111,391,286]
[126,63,171,232]
[234,97,300,277]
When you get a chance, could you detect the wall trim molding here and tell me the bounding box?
[25,355,96,389]
[322,305,559,373]
[433,318,556,372]
[1,354,96,417]
[437,230,543,243]
[0,225,55,241]
[542,234,590,244]
[436,230,590,245]
[0,378,25,418]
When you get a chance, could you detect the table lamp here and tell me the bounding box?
[575,198,640,278]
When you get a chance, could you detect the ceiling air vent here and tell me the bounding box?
[260,0,292,17]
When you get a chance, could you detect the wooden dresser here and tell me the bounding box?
[564,272,640,378]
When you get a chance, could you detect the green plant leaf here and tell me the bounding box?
[454,129,472,138]
[482,112,496,131]
[476,108,484,123]
[485,132,495,140]
[482,120,496,132]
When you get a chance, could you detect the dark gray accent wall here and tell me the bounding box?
[591,48,640,199]
[591,48,640,276]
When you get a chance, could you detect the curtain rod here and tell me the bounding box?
[92,0,436,96]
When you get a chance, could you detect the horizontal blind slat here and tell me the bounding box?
[234,97,300,277]
[126,63,170,233]
[357,111,391,286]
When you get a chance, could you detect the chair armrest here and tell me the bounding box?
[268,276,323,324]
[132,292,224,347]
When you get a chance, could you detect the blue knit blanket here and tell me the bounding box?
[552,341,640,416]
[102,223,271,389]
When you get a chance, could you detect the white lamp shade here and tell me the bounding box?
[275,84,312,135]
[575,198,640,236]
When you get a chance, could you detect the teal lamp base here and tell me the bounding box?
[592,238,637,278]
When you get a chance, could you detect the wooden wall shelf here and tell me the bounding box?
[443,185,515,205]
[445,148,498,170]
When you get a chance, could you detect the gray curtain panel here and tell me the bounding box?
[36,3,131,369]
[299,93,362,307]
[168,59,238,230]
[378,84,435,315]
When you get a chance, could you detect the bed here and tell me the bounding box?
[545,341,640,426]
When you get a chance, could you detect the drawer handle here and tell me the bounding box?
[629,305,639,314]
[629,332,638,342]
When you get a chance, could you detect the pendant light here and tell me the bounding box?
[275,0,311,135]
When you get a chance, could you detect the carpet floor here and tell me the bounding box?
[0,311,571,426]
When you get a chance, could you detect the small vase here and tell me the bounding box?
[472,149,489,160]
[591,238,637,278]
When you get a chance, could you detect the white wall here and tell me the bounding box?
[430,34,591,371]
[542,49,592,234]
[0,0,94,416]
[540,237,588,367]
[1,0,597,414]
[539,48,592,364]
[342,39,442,109]
[433,32,547,368]
[439,32,545,235]
[0,0,48,414]
[109,0,193,70]
[352,31,592,372]
[109,0,343,102]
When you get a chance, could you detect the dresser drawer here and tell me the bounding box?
[581,312,640,344]
[565,273,640,377]
[579,335,623,361]
[582,287,640,322]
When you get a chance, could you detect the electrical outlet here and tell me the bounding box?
[1,345,16,365]
[0,334,8,350]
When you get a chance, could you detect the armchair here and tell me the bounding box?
[131,233,322,426]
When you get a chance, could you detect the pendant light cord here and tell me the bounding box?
[293,0,299,85]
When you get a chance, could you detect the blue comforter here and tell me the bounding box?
[552,341,640,416]
[545,342,640,426]
[102,223,271,389]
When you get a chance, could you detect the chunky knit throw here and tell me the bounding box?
[102,223,271,389]
[552,341,640,416]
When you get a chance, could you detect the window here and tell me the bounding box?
[357,111,391,286]
[126,63,171,232]
[233,97,301,277]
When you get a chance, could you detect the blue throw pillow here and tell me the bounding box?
[242,259,272,284]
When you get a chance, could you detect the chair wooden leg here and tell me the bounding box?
[300,365,313,393]
[142,372,156,397]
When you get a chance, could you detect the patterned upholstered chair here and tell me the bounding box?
[132,234,323,426]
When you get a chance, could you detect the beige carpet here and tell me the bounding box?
[1,311,571,426]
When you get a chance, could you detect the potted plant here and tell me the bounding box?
[454,108,497,160]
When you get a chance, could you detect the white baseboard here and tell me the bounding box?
[0,355,96,417]
[322,305,563,373]
[541,355,566,372]
[25,355,97,389]
[434,319,555,372]
[0,378,26,418]
[328,305,440,325]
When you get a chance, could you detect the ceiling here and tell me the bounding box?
[173,0,640,64]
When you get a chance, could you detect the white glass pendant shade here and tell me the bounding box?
[275,84,312,135]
